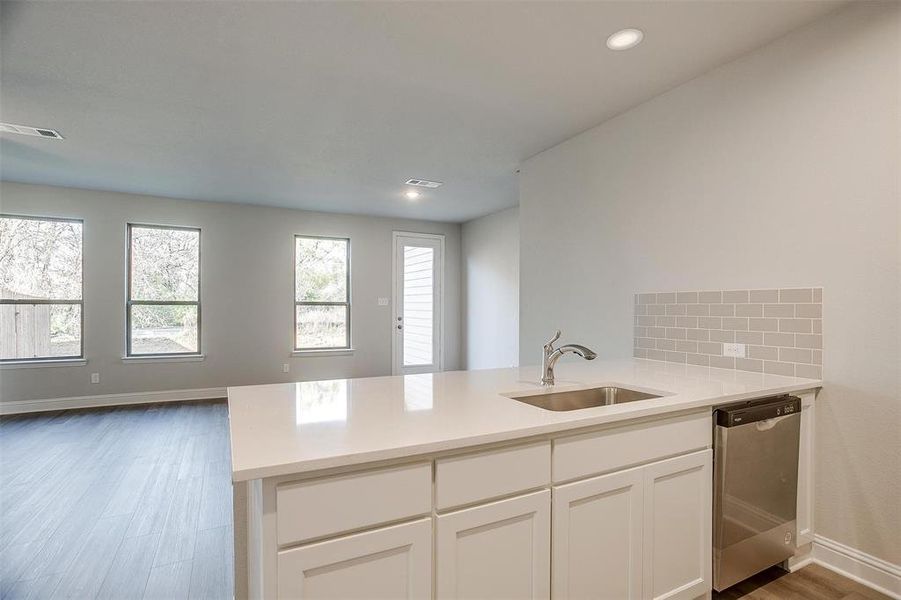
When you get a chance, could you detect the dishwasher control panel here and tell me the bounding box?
[715,395,801,427]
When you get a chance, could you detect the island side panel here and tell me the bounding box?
[233,482,248,600]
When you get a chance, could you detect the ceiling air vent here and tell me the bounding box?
[405,178,443,189]
[0,122,64,139]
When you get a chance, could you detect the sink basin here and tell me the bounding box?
[506,386,662,411]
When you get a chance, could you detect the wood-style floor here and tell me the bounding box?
[0,401,233,599]
[1,400,891,600]
[713,563,892,600]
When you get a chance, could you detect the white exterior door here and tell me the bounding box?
[276,519,432,599]
[642,450,712,600]
[436,490,550,600]
[553,467,644,600]
[393,232,443,375]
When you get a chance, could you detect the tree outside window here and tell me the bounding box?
[295,236,350,350]
[127,224,201,356]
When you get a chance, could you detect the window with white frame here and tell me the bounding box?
[295,236,350,350]
[0,215,84,361]
[127,224,201,356]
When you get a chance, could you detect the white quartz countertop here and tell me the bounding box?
[227,358,821,482]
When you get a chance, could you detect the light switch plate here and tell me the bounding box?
[723,343,746,358]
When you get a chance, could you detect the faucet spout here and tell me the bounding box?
[559,344,597,361]
[540,332,597,386]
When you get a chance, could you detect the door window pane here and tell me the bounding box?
[403,246,434,366]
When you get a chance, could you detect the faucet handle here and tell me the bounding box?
[544,330,561,350]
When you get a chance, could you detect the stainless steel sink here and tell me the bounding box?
[506,386,662,411]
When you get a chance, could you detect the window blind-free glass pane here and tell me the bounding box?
[296,305,348,349]
[403,246,434,367]
[0,304,81,359]
[130,227,199,301]
[0,217,82,300]
[130,304,198,354]
[295,237,348,302]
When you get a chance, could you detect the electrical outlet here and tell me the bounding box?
[90,372,100,384]
[723,343,746,358]
[282,363,290,373]
[377,297,389,306]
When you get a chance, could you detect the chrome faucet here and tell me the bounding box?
[541,330,597,386]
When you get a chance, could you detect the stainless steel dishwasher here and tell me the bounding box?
[713,395,802,591]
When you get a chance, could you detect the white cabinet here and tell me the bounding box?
[553,450,711,600]
[276,518,431,600]
[553,467,644,599]
[642,451,712,600]
[247,405,775,600]
[436,490,551,600]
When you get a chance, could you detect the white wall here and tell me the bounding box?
[461,207,519,369]
[520,2,899,565]
[0,181,462,404]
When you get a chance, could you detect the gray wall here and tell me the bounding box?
[461,207,519,369]
[0,181,462,404]
[520,2,899,564]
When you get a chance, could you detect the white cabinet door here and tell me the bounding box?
[436,490,550,600]
[553,467,643,600]
[277,518,431,600]
[642,450,712,600]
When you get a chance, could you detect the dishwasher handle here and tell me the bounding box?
[715,395,801,428]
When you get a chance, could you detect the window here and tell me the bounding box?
[0,215,83,361]
[295,236,350,350]
[127,224,200,356]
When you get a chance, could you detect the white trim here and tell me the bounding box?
[0,386,226,415]
[0,358,87,369]
[811,535,901,599]
[786,555,815,572]
[121,354,205,364]
[292,349,355,357]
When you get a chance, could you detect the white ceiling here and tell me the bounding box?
[0,1,843,222]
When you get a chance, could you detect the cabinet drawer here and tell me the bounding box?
[276,462,431,545]
[436,441,551,510]
[553,412,710,483]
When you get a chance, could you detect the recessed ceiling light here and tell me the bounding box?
[405,190,421,200]
[606,28,644,51]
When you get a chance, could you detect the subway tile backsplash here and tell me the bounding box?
[633,288,823,379]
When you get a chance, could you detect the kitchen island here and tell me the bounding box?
[229,359,821,599]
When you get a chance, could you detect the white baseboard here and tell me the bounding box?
[813,535,901,599]
[0,387,227,415]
